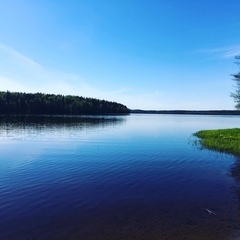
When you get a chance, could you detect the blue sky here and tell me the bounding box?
[0,0,240,110]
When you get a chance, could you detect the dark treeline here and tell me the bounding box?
[0,91,130,115]
[131,109,240,115]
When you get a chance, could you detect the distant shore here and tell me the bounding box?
[130,110,240,115]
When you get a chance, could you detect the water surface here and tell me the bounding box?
[0,114,240,240]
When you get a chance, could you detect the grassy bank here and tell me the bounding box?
[194,128,240,156]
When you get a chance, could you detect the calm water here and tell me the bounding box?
[1,114,240,240]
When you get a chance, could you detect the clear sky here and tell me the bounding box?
[1,0,240,110]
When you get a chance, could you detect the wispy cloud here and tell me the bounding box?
[196,45,240,59]
[220,48,240,59]
[0,43,42,70]
[0,43,100,96]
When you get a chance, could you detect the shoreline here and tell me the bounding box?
[194,128,240,156]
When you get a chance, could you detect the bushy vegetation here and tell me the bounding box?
[231,54,240,109]
[194,128,240,156]
[0,91,130,115]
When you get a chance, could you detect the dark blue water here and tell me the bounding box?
[0,114,240,240]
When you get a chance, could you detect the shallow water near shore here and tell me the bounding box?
[0,114,240,240]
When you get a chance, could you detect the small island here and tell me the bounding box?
[0,91,130,115]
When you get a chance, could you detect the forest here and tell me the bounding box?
[0,91,130,115]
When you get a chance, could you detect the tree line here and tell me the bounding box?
[0,91,130,115]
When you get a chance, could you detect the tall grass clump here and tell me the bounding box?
[194,128,240,156]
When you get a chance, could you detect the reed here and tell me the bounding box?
[194,128,240,156]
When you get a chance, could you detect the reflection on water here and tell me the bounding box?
[192,132,240,236]
[0,115,125,140]
[0,114,240,240]
[0,114,125,129]
[230,157,240,204]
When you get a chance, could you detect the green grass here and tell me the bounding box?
[194,128,240,156]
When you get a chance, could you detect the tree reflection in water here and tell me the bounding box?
[230,157,240,202]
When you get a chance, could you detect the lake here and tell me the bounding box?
[0,114,240,240]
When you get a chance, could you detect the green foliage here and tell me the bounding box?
[194,128,240,156]
[231,55,240,109]
[0,91,130,115]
